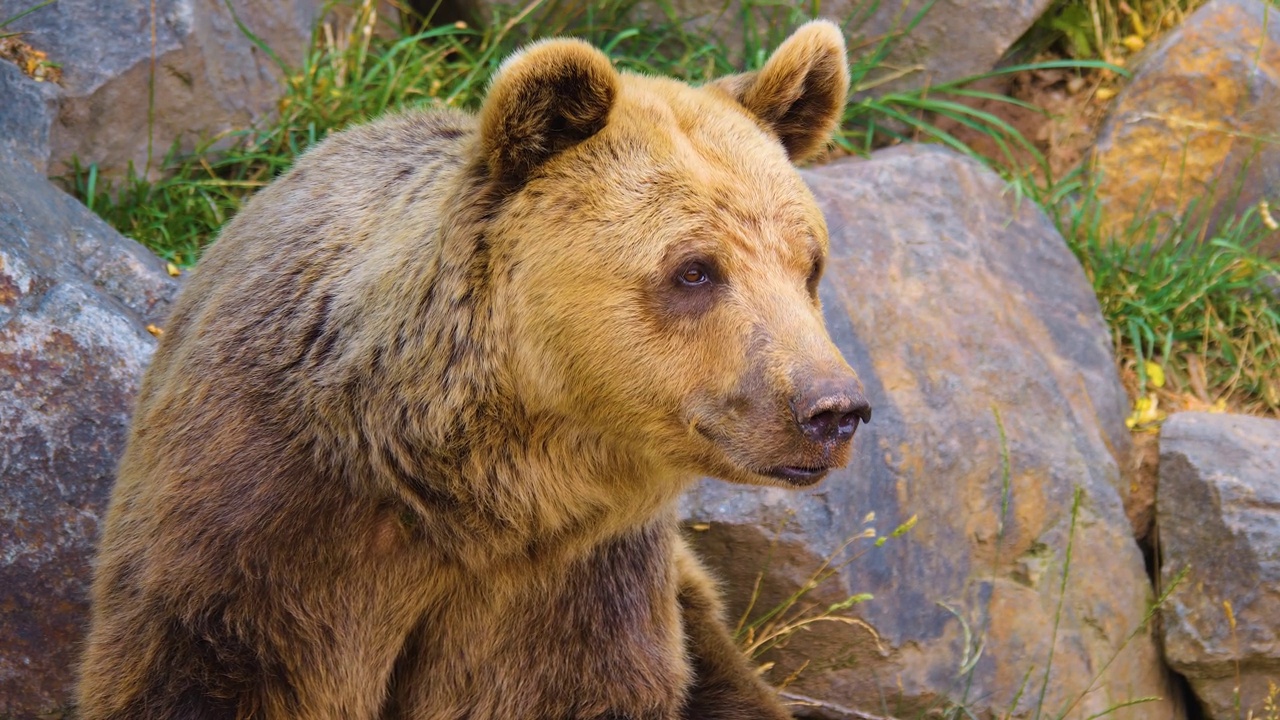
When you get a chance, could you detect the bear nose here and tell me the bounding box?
[793,386,872,444]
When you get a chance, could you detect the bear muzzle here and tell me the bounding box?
[760,377,870,485]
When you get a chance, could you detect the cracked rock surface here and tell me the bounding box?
[0,146,179,718]
[1159,411,1280,720]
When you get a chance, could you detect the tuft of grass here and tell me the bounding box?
[732,510,916,686]
[1038,172,1280,418]
[995,0,1280,421]
[845,57,1120,175]
[66,0,502,264]
[1024,0,1205,63]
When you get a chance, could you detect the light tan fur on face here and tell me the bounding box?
[79,20,858,720]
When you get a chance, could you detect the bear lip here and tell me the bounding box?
[691,420,836,487]
[763,465,830,486]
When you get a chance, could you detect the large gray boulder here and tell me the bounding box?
[683,145,1178,719]
[0,147,180,717]
[1159,412,1280,720]
[0,0,333,178]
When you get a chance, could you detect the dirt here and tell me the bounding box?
[0,35,61,83]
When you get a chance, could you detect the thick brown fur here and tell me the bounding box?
[79,20,863,720]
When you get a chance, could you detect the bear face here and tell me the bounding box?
[479,23,869,492]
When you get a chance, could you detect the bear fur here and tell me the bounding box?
[78,20,867,720]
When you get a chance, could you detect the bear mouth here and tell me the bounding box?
[762,464,831,486]
[692,421,838,487]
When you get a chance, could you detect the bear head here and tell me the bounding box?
[475,21,869,490]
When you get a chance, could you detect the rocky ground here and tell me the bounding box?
[1,0,1278,718]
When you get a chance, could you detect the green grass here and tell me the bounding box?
[67,0,503,265]
[1037,172,1280,418]
[1020,0,1280,420]
[62,0,752,264]
[1004,0,1280,419]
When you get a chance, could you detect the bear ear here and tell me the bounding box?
[710,20,850,163]
[479,38,620,187]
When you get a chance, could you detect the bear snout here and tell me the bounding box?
[791,379,872,445]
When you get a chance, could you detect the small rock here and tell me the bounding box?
[0,146,180,717]
[682,145,1178,720]
[1158,411,1280,720]
[1090,0,1280,253]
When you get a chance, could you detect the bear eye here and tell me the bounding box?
[678,262,712,287]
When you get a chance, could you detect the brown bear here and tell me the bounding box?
[78,20,868,720]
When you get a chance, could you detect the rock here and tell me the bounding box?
[0,0,334,178]
[838,0,1055,94]
[1158,412,1280,720]
[0,146,180,717]
[1090,0,1280,253]
[682,145,1178,720]
[0,57,59,175]
[452,0,1052,92]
